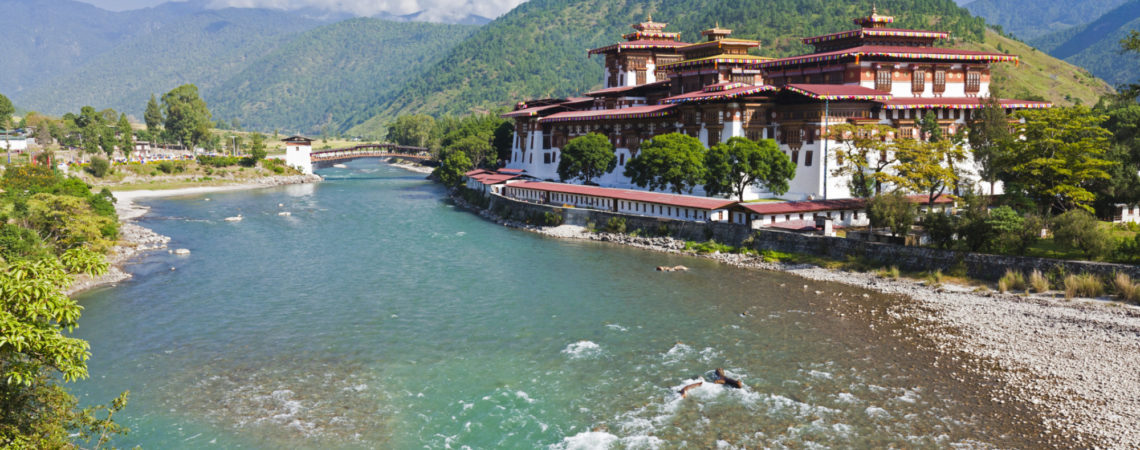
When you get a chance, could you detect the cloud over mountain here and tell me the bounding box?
[208,0,526,22]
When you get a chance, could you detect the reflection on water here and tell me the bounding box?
[71,160,1048,448]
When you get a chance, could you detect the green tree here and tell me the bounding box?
[493,121,515,164]
[0,93,13,130]
[144,93,164,136]
[1005,106,1114,213]
[916,110,942,142]
[250,132,267,160]
[867,191,915,237]
[435,150,472,188]
[162,84,213,149]
[829,124,898,197]
[557,133,616,184]
[446,135,494,168]
[969,96,1012,194]
[883,138,966,207]
[704,137,795,201]
[623,133,707,194]
[117,113,133,162]
[387,114,437,149]
[1051,209,1116,259]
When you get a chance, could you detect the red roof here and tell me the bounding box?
[588,39,689,55]
[507,181,737,210]
[501,103,566,118]
[879,97,1052,110]
[784,84,892,101]
[742,194,952,215]
[662,84,779,104]
[585,80,669,97]
[539,104,675,123]
[465,169,521,186]
[741,199,866,215]
[759,45,1017,69]
[803,28,949,45]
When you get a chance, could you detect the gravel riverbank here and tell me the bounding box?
[67,174,322,296]
[452,193,1140,447]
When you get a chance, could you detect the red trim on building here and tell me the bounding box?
[758,45,1017,69]
[879,98,1052,110]
[508,181,737,210]
[539,104,675,123]
[783,84,892,101]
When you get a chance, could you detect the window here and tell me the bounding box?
[965,71,981,93]
[912,69,925,93]
[636,70,647,85]
[805,151,813,167]
[619,153,625,165]
[708,129,720,145]
[875,69,892,92]
[791,150,799,165]
[933,70,946,93]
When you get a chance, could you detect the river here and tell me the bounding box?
[72,159,1047,448]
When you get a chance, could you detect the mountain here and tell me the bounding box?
[1029,0,1140,87]
[209,18,476,134]
[965,0,1130,40]
[17,7,322,121]
[0,0,204,99]
[963,30,1113,104]
[349,0,988,136]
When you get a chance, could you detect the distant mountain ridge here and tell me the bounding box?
[965,0,1130,40]
[1028,0,1140,87]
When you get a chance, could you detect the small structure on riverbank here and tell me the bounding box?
[283,135,314,175]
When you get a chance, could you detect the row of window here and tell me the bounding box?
[874,69,981,93]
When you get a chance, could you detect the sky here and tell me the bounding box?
[75,0,529,20]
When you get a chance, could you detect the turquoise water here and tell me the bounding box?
[72,160,1043,448]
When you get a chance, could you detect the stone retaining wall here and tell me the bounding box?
[487,192,1140,281]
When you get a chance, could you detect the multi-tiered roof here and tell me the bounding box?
[588,16,688,55]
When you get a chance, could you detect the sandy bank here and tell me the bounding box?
[67,174,322,296]
[455,194,1140,448]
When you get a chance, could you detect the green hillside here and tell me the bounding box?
[959,30,1114,105]
[1029,0,1140,87]
[211,18,475,135]
[965,0,1128,40]
[349,0,986,136]
[18,8,320,120]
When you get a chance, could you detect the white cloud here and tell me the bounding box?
[208,0,528,21]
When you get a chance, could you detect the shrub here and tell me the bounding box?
[1064,273,1104,299]
[877,265,900,279]
[1028,269,1050,293]
[156,161,176,174]
[998,270,1026,293]
[923,212,956,249]
[196,155,241,168]
[542,211,563,226]
[868,191,915,237]
[0,223,50,262]
[87,157,110,178]
[1113,273,1140,304]
[605,217,627,233]
[926,269,944,287]
[59,247,109,276]
[1051,210,1116,260]
[685,240,735,254]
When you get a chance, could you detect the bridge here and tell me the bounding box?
[285,139,431,174]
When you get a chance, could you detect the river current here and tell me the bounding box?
[72,160,1044,448]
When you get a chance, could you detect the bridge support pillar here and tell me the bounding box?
[284,136,314,175]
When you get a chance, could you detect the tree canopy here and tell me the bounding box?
[1004,106,1113,213]
[829,124,898,198]
[557,133,616,184]
[703,137,794,201]
[162,84,212,149]
[623,133,707,194]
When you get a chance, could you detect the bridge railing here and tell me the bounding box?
[310,144,431,162]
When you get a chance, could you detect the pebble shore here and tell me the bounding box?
[453,193,1140,447]
[67,174,322,296]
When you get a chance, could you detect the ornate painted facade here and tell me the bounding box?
[503,10,1050,200]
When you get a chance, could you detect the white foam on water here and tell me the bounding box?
[562,341,603,359]
[896,389,920,404]
[605,324,628,332]
[516,390,536,404]
[549,431,619,450]
[661,343,693,364]
[456,231,466,236]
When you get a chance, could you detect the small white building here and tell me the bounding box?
[1114,203,1140,224]
[464,168,526,197]
[283,135,314,174]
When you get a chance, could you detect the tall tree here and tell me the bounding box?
[916,110,942,142]
[117,113,133,162]
[703,137,795,201]
[883,138,967,207]
[829,124,898,197]
[435,150,472,188]
[969,96,1012,194]
[0,93,13,130]
[387,114,437,149]
[144,93,163,135]
[249,132,267,160]
[557,133,616,184]
[623,133,707,194]
[446,135,494,168]
[1005,106,1114,213]
[161,84,212,149]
